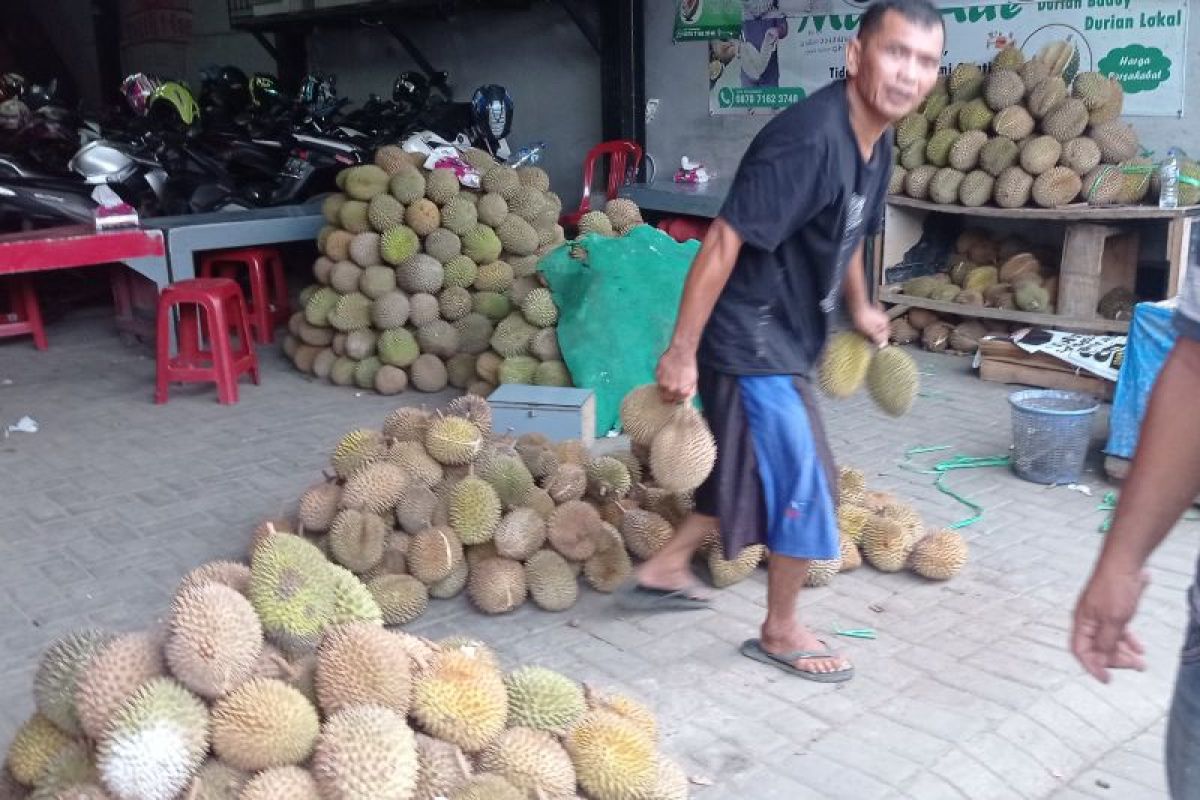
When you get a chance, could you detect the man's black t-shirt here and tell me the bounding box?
[698,79,892,376]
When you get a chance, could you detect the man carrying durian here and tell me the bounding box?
[619,0,944,682]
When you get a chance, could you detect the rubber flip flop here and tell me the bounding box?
[614,581,712,612]
[739,637,855,683]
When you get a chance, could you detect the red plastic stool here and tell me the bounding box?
[656,216,712,244]
[198,247,289,344]
[0,275,48,350]
[155,278,260,405]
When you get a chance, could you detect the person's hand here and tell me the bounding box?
[1071,564,1150,683]
[851,302,889,347]
[656,345,698,404]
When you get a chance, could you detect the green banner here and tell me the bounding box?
[674,0,742,41]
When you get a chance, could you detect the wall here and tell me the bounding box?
[16,0,102,109]
[644,3,1200,182]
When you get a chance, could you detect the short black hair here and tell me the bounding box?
[857,0,944,41]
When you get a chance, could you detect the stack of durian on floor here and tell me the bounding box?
[3,471,692,799]
[892,40,1195,209]
[285,146,647,397]
[283,387,721,627]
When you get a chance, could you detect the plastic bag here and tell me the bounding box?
[539,225,700,437]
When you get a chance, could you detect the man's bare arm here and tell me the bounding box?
[1097,338,1200,572]
[841,240,889,345]
[656,218,743,402]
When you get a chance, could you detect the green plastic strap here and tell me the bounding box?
[1096,489,1200,533]
[901,447,1013,530]
[1180,175,1200,188]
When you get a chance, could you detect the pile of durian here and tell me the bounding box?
[830,466,969,585]
[281,387,733,626]
[283,144,649,396]
[2,538,689,800]
[890,307,1004,356]
[892,40,1198,209]
[891,226,1137,332]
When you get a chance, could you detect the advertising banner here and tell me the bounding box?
[706,1,1188,117]
[675,0,744,41]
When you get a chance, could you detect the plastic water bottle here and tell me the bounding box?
[1159,147,1180,209]
[511,141,547,168]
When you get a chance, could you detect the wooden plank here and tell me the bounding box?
[888,194,1200,221]
[979,360,1113,400]
[1168,215,1191,297]
[1058,223,1119,319]
[879,289,1131,333]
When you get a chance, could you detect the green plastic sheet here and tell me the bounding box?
[539,226,699,437]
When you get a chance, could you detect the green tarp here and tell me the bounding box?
[539,226,699,437]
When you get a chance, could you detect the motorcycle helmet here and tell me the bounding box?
[299,73,337,107]
[148,81,200,127]
[249,72,283,108]
[0,98,30,131]
[0,73,27,102]
[470,84,513,145]
[121,72,160,116]
[204,64,250,113]
[23,79,58,112]
[392,71,430,110]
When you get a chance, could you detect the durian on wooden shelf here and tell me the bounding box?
[873,196,1200,335]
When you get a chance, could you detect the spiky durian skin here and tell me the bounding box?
[165,582,263,700]
[310,705,419,800]
[209,678,320,772]
[6,714,74,787]
[410,646,508,753]
[565,710,659,800]
[247,534,334,657]
[34,629,112,736]
[96,678,211,800]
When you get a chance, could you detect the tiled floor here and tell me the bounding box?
[1,305,1194,799]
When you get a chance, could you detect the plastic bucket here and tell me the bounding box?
[1008,389,1100,485]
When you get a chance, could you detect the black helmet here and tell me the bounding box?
[392,71,430,110]
[470,84,513,145]
[201,64,250,113]
[0,72,26,103]
[23,79,58,111]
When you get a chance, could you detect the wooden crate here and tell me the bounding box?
[874,196,1200,334]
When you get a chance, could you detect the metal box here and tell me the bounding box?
[488,385,596,447]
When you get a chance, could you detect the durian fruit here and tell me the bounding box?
[993,105,1035,140]
[583,532,633,592]
[866,346,919,417]
[504,666,585,734]
[467,557,527,614]
[934,101,964,132]
[248,533,335,656]
[304,286,339,326]
[310,705,419,800]
[411,734,473,800]
[165,583,263,700]
[210,678,319,772]
[1032,166,1082,209]
[75,630,166,743]
[948,130,988,172]
[1034,40,1081,85]
[888,166,908,195]
[34,630,112,736]
[957,99,993,133]
[909,529,968,580]
[344,165,389,201]
[368,574,429,626]
[983,69,1024,111]
[979,137,1020,177]
[895,113,929,150]
[328,509,389,573]
[1043,98,1089,142]
[708,544,766,588]
[1060,137,1101,175]
[586,456,632,500]
[860,517,912,572]
[96,678,211,800]
[839,536,863,572]
[924,129,958,167]
[452,774,524,800]
[334,200,373,234]
[649,406,716,493]
[407,527,465,585]
[1098,287,1137,321]
[947,63,984,102]
[315,623,414,717]
[410,643,508,753]
[900,139,928,170]
[994,166,1034,208]
[958,170,995,207]
[449,475,502,545]
[904,164,938,200]
[548,500,601,561]
[183,759,248,800]
[949,320,988,353]
[1020,136,1063,176]
[930,168,965,205]
[524,549,579,611]
[240,765,320,800]
[817,330,872,398]
[493,508,547,561]
[6,714,75,786]
[921,321,953,352]
[565,710,659,800]
[993,43,1025,71]
[838,465,866,506]
[478,727,576,798]
[1028,76,1068,119]
[1091,120,1140,163]
[425,415,484,465]
[1015,282,1051,311]
[619,384,677,446]
[803,558,841,587]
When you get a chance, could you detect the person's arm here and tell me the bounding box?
[842,242,888,345]
[656,218,744,402]
[1072,336,1200,681]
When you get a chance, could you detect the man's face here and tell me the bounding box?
[847,9,944,121]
